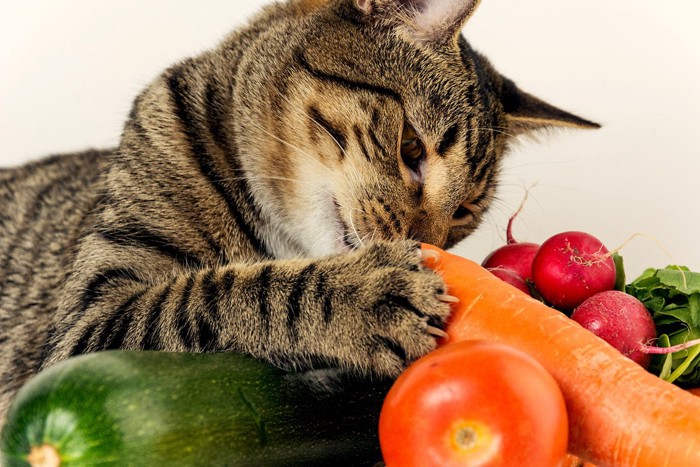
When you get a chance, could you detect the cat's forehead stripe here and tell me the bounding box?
[307,104,348,158]
[295,50,401,104]
[436,123,460,157]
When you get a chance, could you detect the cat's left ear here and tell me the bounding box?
[355,0,481,44]
[500,77,601,135]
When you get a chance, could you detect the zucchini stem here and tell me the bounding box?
[27,444,61,467]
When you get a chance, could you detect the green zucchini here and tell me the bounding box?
[0,351,390,466]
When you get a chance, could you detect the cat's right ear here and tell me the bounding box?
[499,77,601,135]
[355,0,481,45]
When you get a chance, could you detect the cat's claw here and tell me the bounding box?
[437,293,459,303]
[425,325,448,339]
[417,248,440,264]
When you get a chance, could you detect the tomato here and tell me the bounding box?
[378,340,568,467]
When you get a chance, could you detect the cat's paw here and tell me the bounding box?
[325,240,455,377]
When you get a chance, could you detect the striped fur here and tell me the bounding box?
[0,0,598,424]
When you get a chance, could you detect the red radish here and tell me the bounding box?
[487,268,531,295]
[571,291,656,369]
[482,243,539,282]
[532,231,616,311]
[482,198,539,282]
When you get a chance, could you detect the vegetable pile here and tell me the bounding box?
[480,209,700,381]
[379,206,700,466]
[389,244,700,467]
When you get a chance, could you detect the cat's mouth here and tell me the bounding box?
[332,198,358,252]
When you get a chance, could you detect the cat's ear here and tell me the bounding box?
[500,78,601,135]
[355,0,481,44]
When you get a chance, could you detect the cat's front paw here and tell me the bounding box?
[326,241,456,377]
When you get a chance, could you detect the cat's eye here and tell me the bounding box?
[401,122,425,173]
[452,202,476,223]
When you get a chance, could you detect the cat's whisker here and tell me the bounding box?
[348,208,365,248]
[312,120,351,161]
[346,230,372,252]
[359,230,375,248]
[215,174,336,199]
[205,121,343,194]
[371,227,379,242]
[335,231,359,251]
[247,122,336,178]
[465,126,517,139]
[337,229,369,251]
[276,92,351,161]
[502,159,573,171]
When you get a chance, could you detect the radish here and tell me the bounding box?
[487,268,531,295]
[482,243,539,282]
[482,199,539,282]
[532,231,616,311]
[571,291,656,369]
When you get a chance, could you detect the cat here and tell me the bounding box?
[0,0,598,424]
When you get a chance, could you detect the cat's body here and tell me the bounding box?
[0,0,597,424]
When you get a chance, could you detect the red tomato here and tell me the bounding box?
[379,340,568,467]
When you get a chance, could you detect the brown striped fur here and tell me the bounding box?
[0,0,598,424]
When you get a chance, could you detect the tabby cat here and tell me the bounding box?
[0,0,598,424]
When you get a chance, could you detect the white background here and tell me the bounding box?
[1,0,698,278]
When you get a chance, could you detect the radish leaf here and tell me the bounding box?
[613,253,626,292]
[627,267,700,386]
[656,268,700,294]
[655,334,673,380]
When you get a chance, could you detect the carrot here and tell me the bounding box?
[422,244,700,467]
[688,387,700,397]
[564,453,596,467]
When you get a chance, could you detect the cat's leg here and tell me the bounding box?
[42,241,451,377]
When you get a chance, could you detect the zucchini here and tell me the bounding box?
[0,351,390,466]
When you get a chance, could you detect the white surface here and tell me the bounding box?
[1,0,698,277]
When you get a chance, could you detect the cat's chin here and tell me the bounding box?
[281,212,355,259]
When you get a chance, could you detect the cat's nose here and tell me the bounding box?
[407,221,447,247]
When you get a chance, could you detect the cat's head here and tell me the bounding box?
[234,0,598,257]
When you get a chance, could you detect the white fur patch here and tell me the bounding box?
[356,0,372,14]
[411,0,479,39]
[416,0,458,28]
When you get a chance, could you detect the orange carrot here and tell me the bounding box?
[564,453,596,467]
[422,244,700,467]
